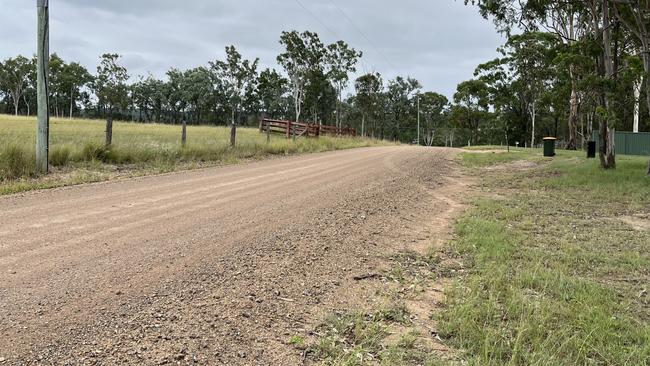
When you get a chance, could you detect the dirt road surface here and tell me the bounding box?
[0,146,465,365]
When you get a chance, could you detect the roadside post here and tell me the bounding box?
[181,118,187,146]
[36,0,50,174]
[266,122,271,143]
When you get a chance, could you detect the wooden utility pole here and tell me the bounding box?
[416,95,420,146]
[36,0,50,174]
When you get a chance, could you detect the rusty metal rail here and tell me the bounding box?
[259,118,356,138]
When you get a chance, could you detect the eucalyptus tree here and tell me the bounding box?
[385,76,421,141]
[355,72,383,137]
[612,2,650,114]
[0,55,32,115]
[610,2,650,174]
[131,75,153,122]
[326,41,362,128]
[131,74,165,122]
[474,56,514,138]
[277,31,328,123]
[419,92,449,146]
[0,60,5,113]
[464,1,586,147]
[542,2,589,150]
[60,61,93,118]
[304,68,336,124]
[164,68,188,123]
[95,53,129,146]
[23,57,37,116]
[212,45,259,146]
[454,79,490,145]
[48,53,66,117]
[499,32,561,147]
[257,68,289,119]
[465,0,619,168]
[182,67,214,124]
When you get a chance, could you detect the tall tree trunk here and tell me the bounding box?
[361,113,365,137]
[70,87,75,119]
[23,94,30,116]
[106,109,113,146]
[295,95,301,123]
[600,0,616,169]
[336,86,341,128]
[567,67,579,150]
[634,77,642,133]
[643,52,650,115]
[530,102,536,148]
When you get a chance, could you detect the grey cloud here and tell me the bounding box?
[0,0,504,97]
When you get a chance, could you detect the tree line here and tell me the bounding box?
[0,31,460,146]
[462,0,650,173]
[4,5,649,173]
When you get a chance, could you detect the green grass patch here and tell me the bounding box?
[0,114,389,193]
[439,150,650,365]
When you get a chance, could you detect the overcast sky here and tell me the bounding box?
[0,0,504,98]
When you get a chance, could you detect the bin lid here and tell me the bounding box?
[543,137,557,140]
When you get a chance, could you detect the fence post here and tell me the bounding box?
[266,121,271,144]
[181,118,187,146]
[286,120,291,139]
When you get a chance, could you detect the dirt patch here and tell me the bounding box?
[485,159,539,171]
[305,155,472,364]
[620,215,650,231]
[463,149,510,154]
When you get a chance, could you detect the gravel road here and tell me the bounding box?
[0,146,463,365]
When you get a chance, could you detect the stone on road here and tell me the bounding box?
[0,146,462,365]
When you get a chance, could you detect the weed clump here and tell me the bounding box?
[50,145,72,167]
[306,305,437,365]
[80,142,109,162]
[0,144,34,179]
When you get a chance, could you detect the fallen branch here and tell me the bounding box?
[353,273,381,281]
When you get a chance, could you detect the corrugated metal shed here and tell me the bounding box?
[592,131,650,156]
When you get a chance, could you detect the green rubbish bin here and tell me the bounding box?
[543,137,557,157]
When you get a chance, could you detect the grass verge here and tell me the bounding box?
[438,149,650,365]
[0,115,390,194]
[305,304,442,366]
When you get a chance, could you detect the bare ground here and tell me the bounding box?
[0,146,466,365]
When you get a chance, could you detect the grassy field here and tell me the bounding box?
[298,148,649,365]
[440,148,650,364]
[0,114,387,194]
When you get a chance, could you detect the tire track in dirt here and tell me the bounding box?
[0,146,466,365]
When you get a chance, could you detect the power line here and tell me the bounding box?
[325,0,398,73]
[293,0,341,39]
